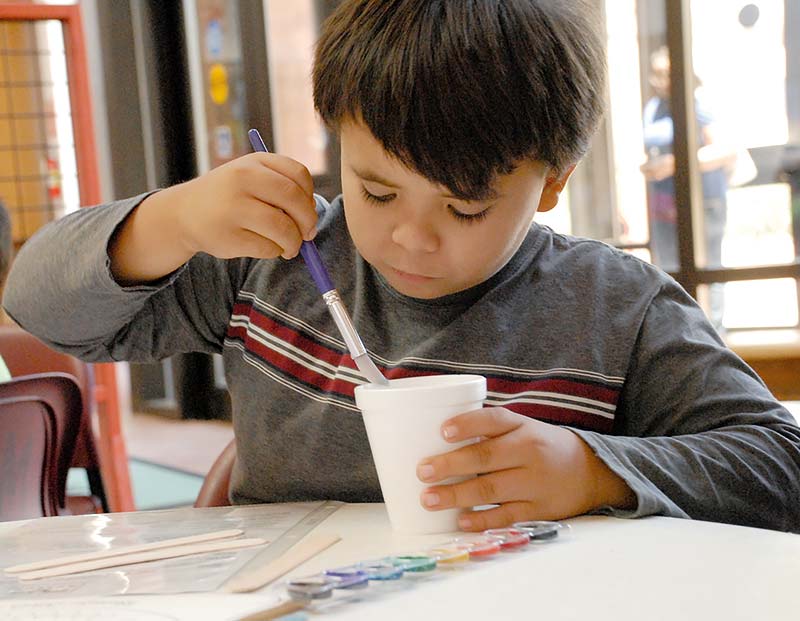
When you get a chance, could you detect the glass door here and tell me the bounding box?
[553,0,800,332]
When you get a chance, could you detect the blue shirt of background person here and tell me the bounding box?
[642,91,729,213]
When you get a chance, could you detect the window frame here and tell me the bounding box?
[663,0,800,323]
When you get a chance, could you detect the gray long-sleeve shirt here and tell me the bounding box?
[5,193,800,532]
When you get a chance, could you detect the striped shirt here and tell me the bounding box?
[4,192,799,531]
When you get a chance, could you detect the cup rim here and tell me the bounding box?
[355,373,485,393]
[354,374,487,409]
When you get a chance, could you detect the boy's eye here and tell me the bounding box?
[360,185,492,224]
[360,186,396,204]
[448,204,493,224]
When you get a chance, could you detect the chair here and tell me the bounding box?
[0,397,55,520]
[194,439,236,508]
[0,326,111,514]
[0,374,83,521]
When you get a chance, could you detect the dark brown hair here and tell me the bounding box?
[313,0,606,200]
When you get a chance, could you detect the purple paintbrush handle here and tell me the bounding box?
[248,129,334,294]
[300,242,335,294]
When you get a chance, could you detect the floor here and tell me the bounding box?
[126,412,234,477]
[67,413,234,511]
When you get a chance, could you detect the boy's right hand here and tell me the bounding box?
[110,153,318,284]
[173,153,318,261]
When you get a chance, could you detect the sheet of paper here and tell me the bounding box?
[0,502,339,599]
[0,593,300,621]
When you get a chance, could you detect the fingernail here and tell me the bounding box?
[305,226,317,241]
[421,491,440,508]
[458,515,472,530]
[442,425,457,440]
[418,463,435,481]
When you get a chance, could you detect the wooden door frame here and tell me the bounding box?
[0,3,134,512]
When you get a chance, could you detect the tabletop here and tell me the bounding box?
[1,503,798,620]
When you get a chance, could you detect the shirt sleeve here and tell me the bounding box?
[2,192,252,363]
[694,89,716,128]
[571,280,800,532]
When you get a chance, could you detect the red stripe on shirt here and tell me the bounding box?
[503,401,615,432]
[228,298,619,431]
[488,376,620,406]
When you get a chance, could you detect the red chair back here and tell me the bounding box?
[0,397,55,520]
[0,326,108,513]
[194,439,236,508]
[0,374,83,520]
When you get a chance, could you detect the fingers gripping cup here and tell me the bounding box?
[354,375,487,534]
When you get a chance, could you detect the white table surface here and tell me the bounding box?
[303,504,800,620]
[1,503,798,620]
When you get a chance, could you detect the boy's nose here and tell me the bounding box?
[390,219,439,254]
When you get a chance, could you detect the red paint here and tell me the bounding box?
[485,528,530,550]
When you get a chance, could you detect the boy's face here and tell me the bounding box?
[339,120,569,299]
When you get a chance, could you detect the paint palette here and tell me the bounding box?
[285,520,569,604]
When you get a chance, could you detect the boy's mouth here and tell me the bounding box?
[391,267,438,283]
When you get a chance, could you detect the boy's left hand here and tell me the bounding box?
[416,407,636,532]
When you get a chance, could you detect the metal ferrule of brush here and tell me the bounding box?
[322,289,367,358]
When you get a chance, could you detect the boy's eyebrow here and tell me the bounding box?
[353,167,400,188]
[441,188,500,202]
[353,166,500,202]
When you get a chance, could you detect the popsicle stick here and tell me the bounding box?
[5,529,244,574]
[16,537,267,580]
[236,598,308,621]
[223,533,341,593]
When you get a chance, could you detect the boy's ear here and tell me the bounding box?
[537,165,576,213]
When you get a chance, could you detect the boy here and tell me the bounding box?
[4,0,799,532]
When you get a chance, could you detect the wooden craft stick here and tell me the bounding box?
[16,537,267,581]
[236,598,308,621]
[223,533,341,594]
[5,528,245,574]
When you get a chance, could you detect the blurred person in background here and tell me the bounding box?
[641,46,737,332]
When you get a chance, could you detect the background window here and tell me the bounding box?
[558,0,800,332]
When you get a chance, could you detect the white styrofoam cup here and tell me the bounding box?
[355,374,487,534]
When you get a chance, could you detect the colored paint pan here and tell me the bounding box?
[483,528,530,551]
[390,555,437,573]
[512,520,569,543]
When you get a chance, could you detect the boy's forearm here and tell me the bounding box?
[109,187,195,285]
[575,433,637,512]
[593,461,637,511]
